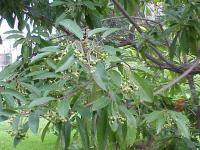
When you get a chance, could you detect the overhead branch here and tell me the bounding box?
[112,0,143,33]
[112,0,177,71]
[102,16,160,24]
[153,58,200,96]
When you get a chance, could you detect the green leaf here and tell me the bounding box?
[1,89,26,104]
[20,82,41,97]
[28,97,55,108]
[57,100,70,117]
[56,55,75,72]
[97,108,108,150]
[46,59,57,70]
[4,30,23,34]
[13,38,25,47]
[2,95,15,108]
[130,72,153,102]
[31,52,52,64]
[180,29,189,54]
[0,61,22,80]
[102,28,120,38]
[13,137,21,148]
[41,121,51,142]
[6,34,24,39]
[93,63,108,91]
[28,111,40,134]
[38,46,60,52]
[144,111,163,123]
[64,121,71,149]
[58,19,83,40]
[76,117,90,150]
[33,72,62,80]
[0,116,9,122]
[12,115,20,131]
[92,96,110,111]
[169,32,179,60]
[76,105,91,118]
[156,117,165,134]
[169,111,190,138]
[109,70,122,86]
[25,70,48,78]
[88,27,108,37]
[119,105,137,146]
[0,109,16,117]
[50,1,68,7]
[21,44,32,61]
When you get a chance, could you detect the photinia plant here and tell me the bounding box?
[0,0,200,149]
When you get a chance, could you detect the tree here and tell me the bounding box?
[0,0,200,149]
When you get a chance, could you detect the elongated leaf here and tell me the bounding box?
[28,97,55,108]
[169,111,190,138]
[56,55,75,72]
[88,27,108,37]
[46,59,57,70]
[33,72,62,80]
[20,82,41,97]
[0,109,17,117]
[57,100,70,117]
[38,46,60,52]
[55,12,67,26]
[93,63,108,91]
[13,38,25,47]
[28,111,40,134]
[92,96,110,111]
[4,30,23,34]
[119,105,137,146]
[156,117,165,134]
[180,29,189,54]
[169,32,179,59]
[12,115,20,131]
[50,1,68,7]
[31,52,52,64]
[76,105,91,118]
[64,121,71,149]
[41,121,51,142]
[0,61,22,80]
[102,28,120,38]
[25,70,49,78]
[6,34,24,39]
[1,89,26,104]
[144,111,163,123]
[2,95,15,108]
[130,72,153,102]
[58,19,83,40]
[76,117,90,150]
[97,108,108,150]
[0,116,9,122]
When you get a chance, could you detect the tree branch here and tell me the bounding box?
[153,58,200,96]
[112,0,178,72]
[112,0,143,33]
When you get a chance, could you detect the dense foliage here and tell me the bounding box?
[1,0,200,149]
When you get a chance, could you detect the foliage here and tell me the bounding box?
[1,0,200,149]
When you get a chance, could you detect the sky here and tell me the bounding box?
[0,20,21,62]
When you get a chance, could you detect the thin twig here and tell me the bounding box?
[102,16,160,24]
[153,58,200,96]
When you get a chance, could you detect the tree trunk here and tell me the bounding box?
[187,75,200,130]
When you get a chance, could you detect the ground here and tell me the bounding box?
[0,121,56,150]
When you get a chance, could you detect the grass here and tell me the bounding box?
[0,120,57,150]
